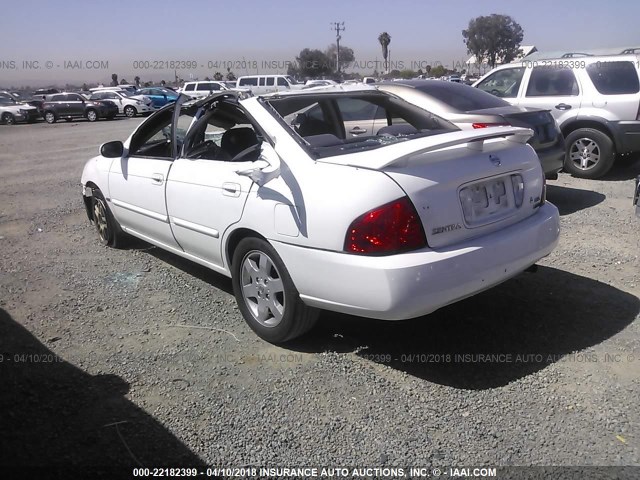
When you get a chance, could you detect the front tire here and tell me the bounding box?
[2,113,15,125]
[91,188,126,248]
[564,128,615,179]
[232,237,319,343]
[124,105,136,118]
[86,109,98,122]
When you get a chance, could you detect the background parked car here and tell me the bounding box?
[0,91,40,125]
[135,87,179,108]
[41,93,118,123]
[474,53,640,178]
[89,90,154,117]
[378,80,565,178]
[178,81,229,98]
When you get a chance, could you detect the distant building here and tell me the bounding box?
[465,45,537,74]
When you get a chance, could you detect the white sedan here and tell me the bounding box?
[81,86,559,343]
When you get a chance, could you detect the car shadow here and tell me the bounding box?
[600,155,640,181]
[132,242,234,296]
[546,184,606,215]
[287,266,639,390]
[0,308,205,470]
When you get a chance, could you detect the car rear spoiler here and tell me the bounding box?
[340,127,534,170]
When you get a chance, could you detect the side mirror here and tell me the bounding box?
[100,140,124,158]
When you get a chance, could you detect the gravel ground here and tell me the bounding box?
[1,119,639,475]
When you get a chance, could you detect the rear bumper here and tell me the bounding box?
[535,137,565,178]
[274,203,560,320]
[609,120,640,153]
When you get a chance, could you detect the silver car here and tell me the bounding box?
[474,52,640,179]
[378,80,565,179]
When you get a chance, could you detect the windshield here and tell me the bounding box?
[267,92,458,159]
[0,94,17,105]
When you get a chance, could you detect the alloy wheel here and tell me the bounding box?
[569,137,600,171]
[240,250,286,327]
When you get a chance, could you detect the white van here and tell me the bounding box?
[179,81,229,99]
[236,75,303,94]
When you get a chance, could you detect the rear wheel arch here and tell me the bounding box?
[561,119,615,147]
[225,228,268,269]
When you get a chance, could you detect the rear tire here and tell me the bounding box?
[564,128,615,179]
[90,188,127,248]
[231,237,319,343]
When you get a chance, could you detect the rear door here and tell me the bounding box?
[334,97,378,137]
[518,66,581,126]
[65,94,86,116]
[166,102,259,268]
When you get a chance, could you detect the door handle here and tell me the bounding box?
[349,126,367,135]
[222,182,241,197]
[555,103,572,111]
[151,173,164,185]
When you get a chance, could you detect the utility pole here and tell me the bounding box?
[330,21,345,75]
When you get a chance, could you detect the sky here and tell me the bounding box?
[2,0,639,87]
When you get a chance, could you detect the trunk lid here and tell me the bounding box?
[320,127,546,249]
[468,106,560,150]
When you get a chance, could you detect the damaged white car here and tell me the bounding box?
[81,86,559,343]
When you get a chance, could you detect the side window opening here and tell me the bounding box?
[183,101,262,162]
[477,68,525,98]
[526,67,579,97]
[586,61,640,95]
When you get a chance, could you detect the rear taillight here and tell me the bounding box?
[345,197,427,255]
[472,123,510,129]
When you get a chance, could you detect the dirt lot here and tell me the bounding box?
[1,119,639,474]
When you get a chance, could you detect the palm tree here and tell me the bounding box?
[378,32,391,73]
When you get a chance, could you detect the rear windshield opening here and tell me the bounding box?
[266,93,458,158]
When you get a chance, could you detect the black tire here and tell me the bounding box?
[231,237,319,343]
[564,128,615,179]
[124,105,136,118]
[2,113,15,125]
[90,188,127,248]
[86,109,98,122]
[44,111,57,124]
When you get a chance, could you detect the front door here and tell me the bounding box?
[107,105,196,249]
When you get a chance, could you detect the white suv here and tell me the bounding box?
[179,81,228,99]
[474,53,640,178]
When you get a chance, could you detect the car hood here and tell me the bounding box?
[0,104,36,112]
